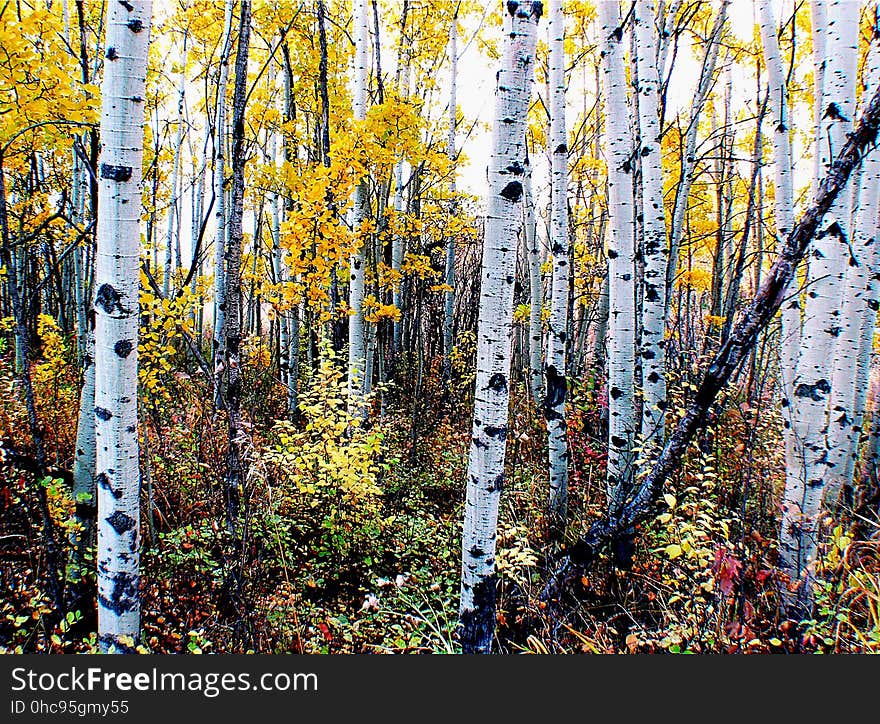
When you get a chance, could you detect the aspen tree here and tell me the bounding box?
[822,26,880,504]
[212,0,236,404]
[163,32,187,299]
[546,0,570,533]
[780,0,860,603]
[94,0,152,652]
[443,12,458,370]
[665,0,729,302]
[758,0,800,504]
[222,0,251,530]
[349,0,369,401]
[600,0,637,510]
[524,151,543,404]
[633,0,667,451]
[459,0,540,655]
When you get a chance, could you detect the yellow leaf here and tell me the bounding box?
[665,544,683,559]
[663,493,676,509]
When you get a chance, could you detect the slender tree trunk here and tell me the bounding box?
[665,0,729,302]
[349,0,369,403]
[222,0,251,531]
[163,33,187,298]
[633,0,668,453]
[546,0,570,535]
[459,0,540,655]
[524,152,543,403]
[94,0,152,652]
[759,0,801,511]
[212,0,236,405]
[443,13,458,371]
[71,311,96,576]
[600,0,637,511]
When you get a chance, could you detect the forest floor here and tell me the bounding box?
[1,334,879,654]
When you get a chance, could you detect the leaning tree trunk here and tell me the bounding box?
[599,0,637,511]
[633,0,668,454]
[459,0,540,655]
[348,0,369,402]
[780,0,859,608]
[544,73,880,603]
[545,0,570,536]
[94,0,152,653]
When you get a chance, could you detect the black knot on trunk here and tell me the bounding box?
[544,365,567,412]
[114,340,134,358]
[97,472,123,500]
[100,164,132,182]
[484,425,508,441]
[95,407,113,421]
[106,511,135,534]
[99,571,139,616]
[795,378,831,401]
[127,18,144,33]
[500,180,523,202]
[96,283,125,315]
[487,372,508,393]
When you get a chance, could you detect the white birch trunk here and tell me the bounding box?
[780,0,859,600]
[546,0,570,532]
[633,0,667,452]
[459,0,540,654]
[600,0,637,510]
[94,0,152,652]
[349,0,369,401]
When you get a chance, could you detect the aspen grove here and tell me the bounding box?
[4,0,880,655]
